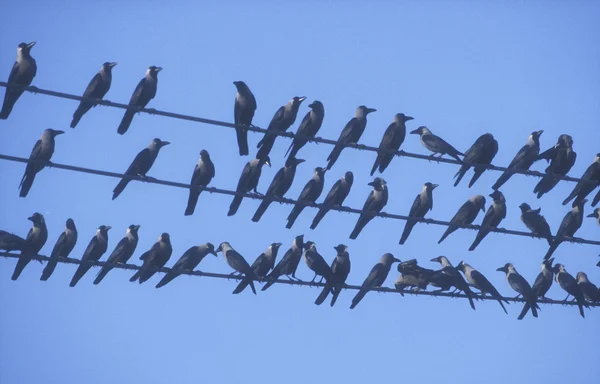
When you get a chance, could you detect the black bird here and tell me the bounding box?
[19,129,65,198]
[370,113,414,176]
[588,208,600,226]
[456,261,507,313]
[112,138,170,200]
[563,153,600,206]
[531,258,554,301]
[252,157,305,222]
[350,253,400,309]
[69,225,111,287]
[469,190,506,251]
[544,199,586,260]
[41,218,78,281]
[395,260,433,293]
[315,244,351,306]
[1,42,37,120]
[117,66,162,134]
[492,130,543,190]
[262,235,304,290]
[257,96,306,160]
[156,243,217,288]
[576,272,600,303]
[454,133,499,187]
[217,242,259,295]
[303,241,332,283]
[399,182,438,244]
[431,256,476,310]
[228,155,271,216]
[410,126,464,162]
[554,263,588,318]
[350,177,388,240]
[311,171,353,230]
[533,134,577,198]
[129,233,172,284]
[438,195,486,244]
[71,62,117,128]
[327,105,377,170]
[286,167,326,229]
[519,203,553,245]
[184,149,215,216]
[233,81,257,156]
[285,100,325,162]
[93,225,140,285]
[233,242,282,294]
[496,263,539,320]
[12,213,47,280]
[0,231,26,252]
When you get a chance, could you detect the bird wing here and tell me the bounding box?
[106,237,130,263]
[82,73,103,99]
[531,271,546,294]
[81,236,100,262]
[124,148,151,175]
[28,139,43,161]
[267,106,285,131]
[422,134,453,153]
[50,232,68,258]
[266,167,286,196]
[449,201,474,226]
[323,179,343,205]
[471,269,493,292]
[297,178,318,202]
[463,136,489,163]
[129,77,151,106]
[361,190,377,211]
[337,118,360,144]
[378,122,399,150]
[555,211,573,238]
[251,253,266,270]
[507,144,534,168]
[408,193,423,218]
[234,98,241,125]
[362,263,385,287]
[294,111,312,137]
[7,61,20,83]
[480,204,496,227]
[171,249,192,271]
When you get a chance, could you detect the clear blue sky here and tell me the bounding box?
[1,2,599,383]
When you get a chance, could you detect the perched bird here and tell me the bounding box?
[314,244,351,306]
[184,149,215,216]
[350,253,400,309]
[117,66,162,134]
[112,138,170,200]
[19,129,64,198]
[303,241,332,283]
[350,177,388,240]
[519,203,553,245]
[327,105,377,170]
[576,272,600,303]
[12,213,47,280]
[93,225,140,285]
[285,101,325,162]
[544,199,586,260]
[217,242,259,295]
[156,243,217,288]
[233,242,282,294]
[431,256,475,310]
[588,208,600,226]
[399,182,438,245]
[409,126,464,162]
[531,258,554,301]
[454,133,499,187]
[456,261,507,313]
[41,218,78,281]
[492,130,543,190]
[311,171,354,229]
[0,231,26,252]
[395,259,434,293]
[69,225,111,287]
[233,81,257,156]
[562,153,600,206]
[533,134,577,198]
[252,157,305,222]
[227,155,271,216]
[496,263,539,320]
[262,235,304,290]
[71,62,117,128]
[286,167,327,229]
[370,113,414,176]
[257,96,306,160]
[1,42,37,120]
[129,233,172,284]
[554,263,588,318]
[438,195,486,244]
[469,190,506,251]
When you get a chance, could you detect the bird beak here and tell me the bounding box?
[537,130,544,135]
[54,130,65,136]
[297,159,306,164]
[27,42,37,48]
[496,267,506,272]
[27,216,34,222]
[216,245,222,253]
[587,213,597,218]
[105,226,112,231]
[109,62,118,67]
[481,205,486,213]
[298,96,307,102]
[429,257,438,262]
[431,184,439,189]
[393,257,401,263]
[405,116,414,121]
[135,225,141,230]
[265,160,271,167]
[367,181,375,186]
[211,250,218,257]
[366,108,377,114]
[409,128,420,134]
[156,67,163,72]
[161,141,171,146]
[488,192,496,198]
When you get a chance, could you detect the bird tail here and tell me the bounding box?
[117,110,135,135]
[155,272,178,289]
[40,260,59,281]
[310,208,329,230]
[228,195,243,216]
[349,215,370,240]
[314,283,332,305]
[465,291,476,310]
[326,144,344,170]
[577,299,585,318]
[11,255,31,280]
[330,286,342,307]
[69,264,92,287]
[562,188,578,206]
[261,274,279,291]
[129,269,141,282]
[286,205,304,229]
[592,189,600,207]
[534,175,559,199]
[350,288,368,309]
[492,171,511,190]
[453,165,469,187]
[70,102,91,128]
[138,267,157,284]
[18,172,36,198]
[399,220,417,245]
[468,168,486,188]
[252,199,272,223]
[235,127,249,156]
[93,266,113,285]
[185,190,200,216]
[370,156,381,177]
[497,298,508,314]
[438,226,456,244]
[232,278,251,294]
[543,241,560,260]
[285,140,298,159]
[0,88,22,120]
[468,229,489,251]
[517,302,532,320]
[112,178,130,200]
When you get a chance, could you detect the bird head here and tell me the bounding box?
[314,166,327,176]
[271,242,283,251]
[148,66,163,75]
[291,96,307,107]
[455,261,467,272]
[152,138,170,148]
[489,190,504,202]
[368,177,386,188]
[216,242,229,253]
[576,272,588,282]
[18,42,36,54]
[66,218,76,230]
[46,129,65,137]
[233,81,248,92]
[308,100,324,112]
[395,113,414,123]
[127,224,141,235]
[258,155,271,167]
[27,212,44,225]
[542,257,554,270]
[199,149,211,161]
[356,105,377,117]
[288,158,306,167]
[587,208,599,218]
[303,241,316,251]
[98,225,112,234]
[159,233,170,243]
[519,203,532,213]
[470,195,486,212]
[102,62,118,71]
[574,198,588,209]
[381,253,400,264]
[205,242,218,257]
[424,182,439,191]
[343,171,354,185]
[552,263,565,273]
[496,263,512,273]
[409,126,428,135]
[334,244,348,253]
[530,130,544,139]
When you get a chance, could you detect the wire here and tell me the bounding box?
[2,154,599,248]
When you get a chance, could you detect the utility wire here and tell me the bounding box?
[2,154,599,248]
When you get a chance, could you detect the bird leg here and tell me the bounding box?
[146,108,158,115]
[564,294,571,301]
[140,175,157,182]
[318,276,324,284]
[514,294,522,299]
[253,188,264,197]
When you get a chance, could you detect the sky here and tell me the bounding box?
[1,1,599,383]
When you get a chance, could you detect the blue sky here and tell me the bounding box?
[1,1,599,383]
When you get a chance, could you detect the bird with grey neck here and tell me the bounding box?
[544,199,586,260]
[1,42,37,119]
[228,155,271,216]
[303,241,332,283]
[12,213,47,281]
[350,253,400,309]
[41,218,78,281]
[370,113,414,176]
[315,244,351,306]
[431,256,475,310]
[233,242,282,294]
[286,100,325,162]
[69,225,111,287]
[130,233,172,284]
[531,258,554,302]
[71,62,117,128]
[262,235,304,291]
[94,224,140,285]
[576,272,600,303]
[496,263,539,320]
[117,65,162,134]
[257,96,306,160]
[492,130,543,190]
[350,177,388,240]
[554,263,588,318]
[454,133,498,188]
[286,167,326,229]
[233,81,257,156]
[563,153,600,206]
[456,261,505,313]
[311,171,354,230]
[519,203,553,246]
[469,190,506,251]
[185,149,215,216]
[327,105,377,170]
[410,126,464,162]
[534,134,576,198]
[399,182,437,245]
[438,195,486,244]
[156,243,218,288]
[19,129,65,198]
[217,242,259,295]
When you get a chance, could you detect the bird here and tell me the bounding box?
[399,182,437,244]
[454,133,499,187]
[469,190,506,251]
[1,42,37,120]
[554,263,588,318]
[256,96,306,160]
[409,126,464,162]
[184,149,215,216]
[286,167,326,229]
[326,105,377,170]
[350,253,400,309]
[41,218,78,281]
[228,155,271,216]
[533,134,577,198]
[69,225,111,287]
[576,272,600,303]
[252,157,305,222]
[129,233,173,284]
[262,235,304,291]
[431,256,476,310]
[350,177,388,240]
[233,81,257,156]
[456,261,507,313]
[519,203,553,245]
[395,259,435,293]
[117,66,162,134]
[311,171,353,230]
[217,242,259,295]
[233,242,282,294]
[156,243,217,288]
[303,241,332,283]
[112,138,170,200]
[11,213,47,280]
[370,113,414,176]
[285,100,325,162]
[19,129,65,198]
[93,225,140,285]
[492,130,543,190]
[496,263,539,320]
[0,231,26,252]
[588,208,600,226]
[544,199,586,260]
[314,244,351,306]
[71,62,117,128]
[531,258,554,301]
[563,153,600,206]
[438,195,486,244]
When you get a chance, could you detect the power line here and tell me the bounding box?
[2,154,599,249]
